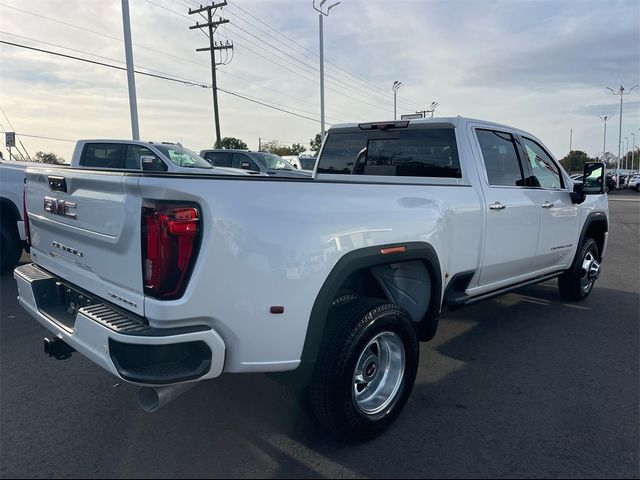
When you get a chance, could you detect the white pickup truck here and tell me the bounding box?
[0,140,254,272]
[14,117,608,439]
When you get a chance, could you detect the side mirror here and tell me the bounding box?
[141,155,167,172]
[583,162,605,195]
[240,161,251,170]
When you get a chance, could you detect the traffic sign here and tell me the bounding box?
[5,132,15,148]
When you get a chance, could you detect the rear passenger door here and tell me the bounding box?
[518,137,579,271]
[474,129,541,288]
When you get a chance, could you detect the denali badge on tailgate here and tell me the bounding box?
[44,197,77,219]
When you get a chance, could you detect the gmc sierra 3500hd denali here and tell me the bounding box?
[14,117,608,439]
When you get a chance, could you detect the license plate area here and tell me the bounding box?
[33,279,96,332]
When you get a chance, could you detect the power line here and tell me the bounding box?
[139,0,404,114]
[0,131,75,143]
[0,30,348,122]
[0,4,350,119]
[2,1,391,117]
[142,0,391,114]
[0,31,207,84]
[225,0,424,110]
[0,40,330,125]
[0,3,210,69]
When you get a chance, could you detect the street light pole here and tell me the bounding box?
[607,84,639,187]
[313,0,340,140]
[625,136,629,171]
[631,133,636,173]
[598,115,613,160]
[392,81,403,120]
[121,0,139,140]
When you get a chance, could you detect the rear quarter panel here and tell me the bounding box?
[138,176,483,372]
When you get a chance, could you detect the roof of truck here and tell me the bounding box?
[329,117,533,137]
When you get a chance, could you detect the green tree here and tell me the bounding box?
[310,133,322,155]
[219,137,248,150]
[34,151,66,164]
[261,140,308,157]
[559,150,597,174]
[290,143,307,155]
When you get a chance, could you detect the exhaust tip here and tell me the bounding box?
[137,383,197,413]
[137,387,161,413]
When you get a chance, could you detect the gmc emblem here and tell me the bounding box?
[44,197,77,220]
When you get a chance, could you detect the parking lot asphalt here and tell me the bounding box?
[1,197,638,479]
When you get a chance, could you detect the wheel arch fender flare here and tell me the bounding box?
[300,241,443,368]
[578,211,608,261]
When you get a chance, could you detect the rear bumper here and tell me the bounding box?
[14,263,226,387]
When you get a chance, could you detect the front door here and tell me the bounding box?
[474,128,541,289]
[519,136,580,271]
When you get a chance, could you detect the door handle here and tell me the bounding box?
[542,201,555,209]
[489,202,506,211]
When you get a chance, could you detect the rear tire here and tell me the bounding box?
[309,298,419,439]
[558,237,600,301]
[0,219,22,274]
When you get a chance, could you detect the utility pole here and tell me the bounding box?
[598,115,612,160]
[189,1,233,149]
[121,0,140,140]
[607,84,638,187]
[313,0,340,140]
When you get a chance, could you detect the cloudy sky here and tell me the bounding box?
[0,0,639,162]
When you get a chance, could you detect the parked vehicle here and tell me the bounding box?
[626,175,640,191]
[572,173,615,193]
[0,140,257,273]
[0,160,67,272]
[15,117,608,439]
[71,140,254,175]
[200,149,312,177]
[281,155,317,172]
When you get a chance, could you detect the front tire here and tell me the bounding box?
[309,298,419,439]
[558,237,600,301]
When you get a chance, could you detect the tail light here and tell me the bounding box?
[23,182,31,246]
[142,201,201,299]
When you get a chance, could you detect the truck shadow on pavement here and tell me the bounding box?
[1,268,638,478]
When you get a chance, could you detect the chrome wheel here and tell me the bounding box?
[580,250,600,293]
[352,331,405,416]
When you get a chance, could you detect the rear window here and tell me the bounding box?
[317,128,461,178]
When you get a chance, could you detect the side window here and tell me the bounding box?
[476,129,524,187]
[521,138,563,189]
[204,151,232,167]
[232,153,259,171]
[80,143,127,169]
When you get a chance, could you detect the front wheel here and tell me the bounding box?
[558,237,600,301]
[310,298,419,439]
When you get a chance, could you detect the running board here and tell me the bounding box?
[445,271,564,309]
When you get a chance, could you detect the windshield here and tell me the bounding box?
[155,144,212,169]
[253,152,294,170]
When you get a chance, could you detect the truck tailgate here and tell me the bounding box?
[25,168,145,316]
